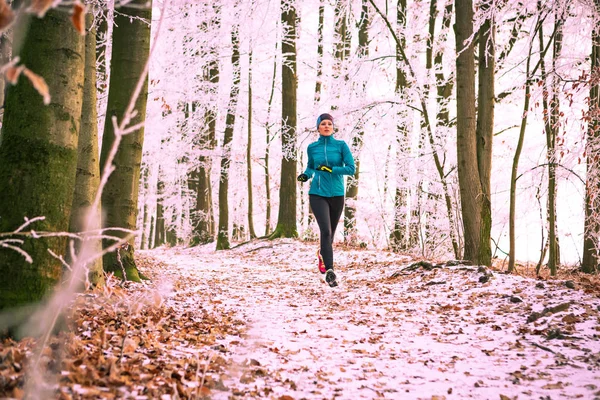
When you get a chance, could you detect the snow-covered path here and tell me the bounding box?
[148,239,600,400]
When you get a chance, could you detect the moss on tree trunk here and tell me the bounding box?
[99,1,152,278]
[0,10,85,308]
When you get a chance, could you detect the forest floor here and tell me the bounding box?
[1,239,600,399]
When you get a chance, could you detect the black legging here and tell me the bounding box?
[309,195,345,270]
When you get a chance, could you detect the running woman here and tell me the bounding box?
[297,113,356,287]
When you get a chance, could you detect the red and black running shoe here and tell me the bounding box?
[317,250,326,274]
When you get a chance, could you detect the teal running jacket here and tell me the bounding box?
[303,135,356,197]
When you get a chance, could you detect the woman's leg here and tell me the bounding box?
[309,195,334,270]
[329,196,345,239]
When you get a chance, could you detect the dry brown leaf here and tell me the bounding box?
[71,2,85,35]
[27,0,55,18]
[122,337,137,354]
[23,67,51,105]
[0,0,15,32]
[4,65,24,84]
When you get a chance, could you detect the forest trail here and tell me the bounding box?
[3,239,599,399]
[145,239,600,400]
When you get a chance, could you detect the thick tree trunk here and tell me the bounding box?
[69,14,104,286]
[582,0,600,274]
[455,0,482,263]
[0,10,85,308]
[216,27,241,250]
[270,0,298,239]
[99,0,152,281]
[476,0,495,267]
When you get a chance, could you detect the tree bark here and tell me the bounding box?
[216,26,241,250]
[264,40,278,236]
[247,50,257,239]
[270,0,298,239]
[390,0,410,252]
[0,10,85,308]
[99,0,152,281]
[582,0,600,274]
[192,7,220,246]
[154,174,165,248]
[455,0,482,263]
[476,0,495,267]
[69,13,104,286]
[344,0,369,245]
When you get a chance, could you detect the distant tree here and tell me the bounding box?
[344,0,369,245]
[216,26,241,250]
[270,0,298,238]
[247,49,257,239]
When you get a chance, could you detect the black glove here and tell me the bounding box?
[297,173,309,182]
[317,165,333,173]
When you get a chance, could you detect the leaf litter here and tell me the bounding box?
[1,238,599,399]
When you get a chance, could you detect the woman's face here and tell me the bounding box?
[318,120,333,136]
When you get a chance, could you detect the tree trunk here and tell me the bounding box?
[455,0,482,263]
[148,215,155,249]
[99,0,152,281]
[247,50,257,239]
[508,18,543,273]
[538,6,565,275]
[264,40,277,236]
[0,10,85,308]
[344,0,369,245]
[434,3,458,257]
[314,1,324,104]
[270,0,298,239]
[69,13,104,286]
[582,0,600,274]
[192,9,220,246]
[154,175,165,248]
[216,26,241,250]
[476,0,495,267]
[390,0,410,252]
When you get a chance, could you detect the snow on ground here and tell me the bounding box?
[147,239,600,400]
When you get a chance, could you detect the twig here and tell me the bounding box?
[529,341,555,353]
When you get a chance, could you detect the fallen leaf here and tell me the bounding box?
[23,68,51,105]
[542,382,564,389]
[122,337,137,354]
[71,2,85,35]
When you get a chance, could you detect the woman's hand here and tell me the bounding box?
[297,173,309,182]
[317,165,333,173]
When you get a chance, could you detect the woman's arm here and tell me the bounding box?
[303,146,316,178]
[332,141,356,176]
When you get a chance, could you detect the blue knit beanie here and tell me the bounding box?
[316,113,334,130]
